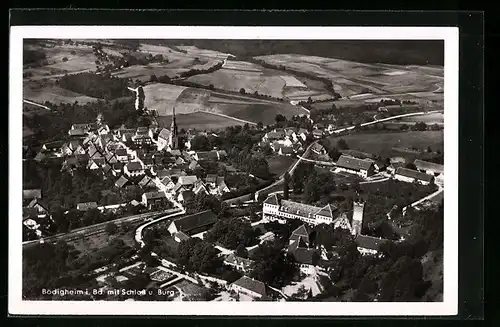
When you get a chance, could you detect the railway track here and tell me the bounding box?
[23,210,177,248]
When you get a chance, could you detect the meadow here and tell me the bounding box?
[157,112,245,132]
[255,54,444,100]
[24,43,98,78]
[23,81,98,105]
[327,131,444,159]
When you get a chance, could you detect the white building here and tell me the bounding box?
[394,167,435,185]
[230,276,267,300]
[124,161,145,177]
[262,194,337,226]
[335,155,375,178]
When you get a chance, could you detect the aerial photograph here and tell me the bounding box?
[21,38,445,303]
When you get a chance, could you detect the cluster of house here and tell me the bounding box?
[333,153,443,186]
[31,113,234,212]
[260,127,309,156]
[22,189,51,236]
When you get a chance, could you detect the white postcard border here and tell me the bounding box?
[9,26,459,316]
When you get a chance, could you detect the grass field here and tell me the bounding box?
[187,67,286,98]
[256,54,444,101]
[327,131,444,159]
[23,82,98,105]
[396,112,444,124]
[157,112,245,131]
[24,43,97,78]
[267,155,296,177]
[142,83,187,115]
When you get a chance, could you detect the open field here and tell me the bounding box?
[176,45,232,61]
[143,83,213,116]
[208,101,304,125]
[267,155,296,177]
[187,66,285,98]
[327,131,443,159]
[24,43,97,78]
[142,83,306,124]
[157,112,245,131]
[395,112,444,124]
[23,81,98,105]
[143,83,187,114]
[255,54,444,101]
[187,59,331,101]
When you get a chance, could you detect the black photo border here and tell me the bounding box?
[6,8,484,324]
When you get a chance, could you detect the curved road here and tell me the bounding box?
[135,198,185,248]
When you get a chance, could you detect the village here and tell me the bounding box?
[22,38,445,303]
[22,98,444,302]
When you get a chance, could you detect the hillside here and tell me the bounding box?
[143,40,444,66]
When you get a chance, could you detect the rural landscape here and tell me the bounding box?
[22,39,445,303]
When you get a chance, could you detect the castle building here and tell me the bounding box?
[262,194,337,226]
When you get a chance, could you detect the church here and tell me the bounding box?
[157,107,179,152]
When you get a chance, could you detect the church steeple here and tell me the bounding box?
[169,106,179,149]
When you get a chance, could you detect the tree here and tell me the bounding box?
[250,239,298,288]
[414,121,427,131]
[337,139,349,150]
[105,222,118,235]
[208,84,215,90]
[239,88,246,94]
[190,135,211,151]
[427,146,433,153]
[62,57,68,62]
[235,243,249,258]
[256,122,264,130]
[150,74,158,82]
[283,171,290,200]
[275,114,287,126]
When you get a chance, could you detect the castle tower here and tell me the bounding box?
[169,106,179,149]
[351,201,365,236]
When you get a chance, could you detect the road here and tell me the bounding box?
[135,202,185,248]
[22,210,172,249]
[23,99,52,111]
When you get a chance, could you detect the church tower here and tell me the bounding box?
[169,106,179,149]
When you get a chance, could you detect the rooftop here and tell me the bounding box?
[23,189,42,200]
[178,175,198,186]
[144,191,167,200]
[114,175,129,188]
[355,235,387,251]
[126,162,143,171]
[171,210,217,235]
[413,159,444,174]
[231,276,266,297]
[336,155,374,171]
[395,167,434,182]
[76,202,98,211]
[280,200,322,219]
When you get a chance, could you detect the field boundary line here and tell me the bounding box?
[198,110,257,126]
